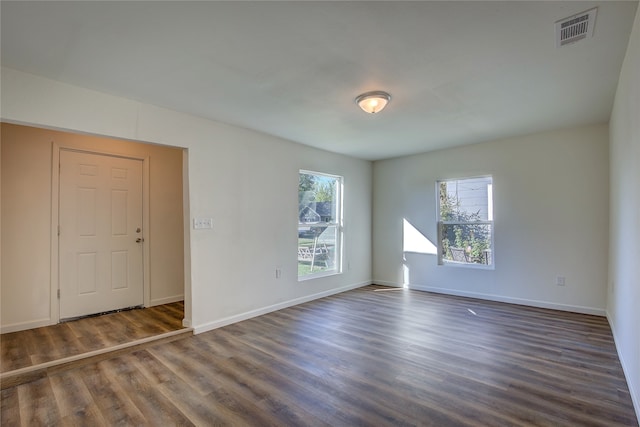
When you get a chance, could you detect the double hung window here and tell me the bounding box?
[437,176,494,267]
[298,171,342,279]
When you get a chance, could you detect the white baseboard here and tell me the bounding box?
[1,317,55,334]
[606,311,640,424]
[409,284,606,316]
[149,294,184,307]
[193,281,371,335]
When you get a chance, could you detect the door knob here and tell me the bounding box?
[136,238,144,243]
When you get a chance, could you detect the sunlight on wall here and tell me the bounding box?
[402,262,410,287]
[402,219,438,287]
[403,219,437,254]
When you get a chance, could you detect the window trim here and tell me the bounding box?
[436,176,494,269]
[298,170,343,281]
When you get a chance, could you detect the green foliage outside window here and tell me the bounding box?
[439,182,491,264]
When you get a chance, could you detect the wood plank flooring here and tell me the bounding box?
[1,287,637,426]
[1,301,185,373]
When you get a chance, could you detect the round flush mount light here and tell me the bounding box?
[355,90,391,114]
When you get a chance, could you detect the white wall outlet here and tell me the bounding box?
[193,217,213,229]
[275,268,282,279]
[556,276,566,286]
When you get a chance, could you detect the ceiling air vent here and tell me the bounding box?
[555,8,597,47]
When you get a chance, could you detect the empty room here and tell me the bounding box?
[1,1,639,426]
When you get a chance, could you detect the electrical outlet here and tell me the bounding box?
[556,276,566,286]
[275,268,282,279]
[193,217,213,229]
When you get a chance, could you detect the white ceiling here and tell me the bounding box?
[1,1,637,160]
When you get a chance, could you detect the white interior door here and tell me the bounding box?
[59,150,144,319]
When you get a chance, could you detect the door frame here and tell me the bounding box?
[51,144,151,323]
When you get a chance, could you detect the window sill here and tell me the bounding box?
[439,260,494,270]
[298,270,341,281]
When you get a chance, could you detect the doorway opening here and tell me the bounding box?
[0,123,190,378]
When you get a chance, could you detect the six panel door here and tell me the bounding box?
[59,150,144,319]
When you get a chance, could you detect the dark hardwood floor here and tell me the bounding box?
[1,286,637,426]
[1,301,185,373]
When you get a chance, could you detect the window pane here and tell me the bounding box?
[439,177,493,221]
[440,223,492,265]
[299,173,338,224]
[298,225,338,276]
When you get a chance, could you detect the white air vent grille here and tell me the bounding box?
[555,8,597,47]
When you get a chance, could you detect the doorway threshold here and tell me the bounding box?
[60,304,144,323]
[1,327,192,390]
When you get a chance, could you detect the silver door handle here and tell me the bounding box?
[136,238,144,243]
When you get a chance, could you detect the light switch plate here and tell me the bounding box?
[193,217,213,229]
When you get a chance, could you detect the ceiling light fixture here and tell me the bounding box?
[355,90,391,114]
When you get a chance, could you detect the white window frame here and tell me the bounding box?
[298,170,343,281]
[436,176,494,269]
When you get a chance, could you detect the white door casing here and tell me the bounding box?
[59,150,144,319]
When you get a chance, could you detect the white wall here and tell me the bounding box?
[1,123,185,332]
[608,5,640,419]
[373,124,609,315]
[0,67,373,333]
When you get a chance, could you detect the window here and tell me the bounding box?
[298,171,342,279]
[437,176,494,267]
